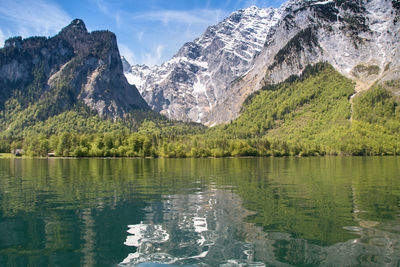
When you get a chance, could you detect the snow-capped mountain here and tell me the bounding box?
[205,0,400,125]
[125,0,400,125]
[124,6,283,123]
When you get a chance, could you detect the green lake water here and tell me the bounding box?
[0,157,399,266]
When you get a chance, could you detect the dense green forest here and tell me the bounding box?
[1,63,400,157]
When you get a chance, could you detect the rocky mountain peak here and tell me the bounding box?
[0,19,148,127]
[63,19,88,34]
[4,36,23,48]
[206,0,400,125]
[125,5,282,123]
[124,0,398,125]
[121,56,131,73]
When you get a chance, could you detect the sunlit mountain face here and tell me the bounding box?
[125,0,400,126]
[124,6,283,124]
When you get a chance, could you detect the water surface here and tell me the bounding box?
[0,157,400,266]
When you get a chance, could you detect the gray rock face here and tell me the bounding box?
[121,56,132,73]
[126,0,399,126]
[206,0,400,125]
[125,6,282,123]
[0,19,148,120]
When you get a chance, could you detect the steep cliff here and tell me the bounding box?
[0,19,149,136]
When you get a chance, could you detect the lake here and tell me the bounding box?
[0,157,399,266]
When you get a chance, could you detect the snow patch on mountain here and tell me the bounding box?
[124,5,283,122]
[124,0,399,125]
[205,0,400,125]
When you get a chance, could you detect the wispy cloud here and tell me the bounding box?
[93,0,108,14]
[91,0,122,28]
[242,0,283,9]
[224,0,233,9]
[125,8,228,65]
[118,43,136,65]
[0,29,5,47]
[142,45,164,67]
[115,12,121,28]
[0,0,71,38]
[137,31,144,42]
[100,7,227,65]
[244,0,258,7]
[131,9,227,26]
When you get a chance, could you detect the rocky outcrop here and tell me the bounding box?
[125,0,399,126]
[0,19,148,120]
[206,0,400,125]
[124,6,282,123]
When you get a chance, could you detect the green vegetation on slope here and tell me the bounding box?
[345,85,400,155]
[203,63,400,156]
[213,62,354,139]
[2,62,400,157]
[353,85,400,125]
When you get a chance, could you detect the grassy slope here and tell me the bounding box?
[208,62,400,155]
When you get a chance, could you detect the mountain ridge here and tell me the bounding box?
[0,19,149,136]
[206,0,400,124]
[124,0,400,126]
[0,13,399,156]
[124,5,283,123]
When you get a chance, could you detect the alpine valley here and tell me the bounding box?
[0,0,399,157]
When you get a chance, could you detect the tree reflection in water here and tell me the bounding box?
[0,157,399,266]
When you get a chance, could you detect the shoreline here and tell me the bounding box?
[3,154,400,160]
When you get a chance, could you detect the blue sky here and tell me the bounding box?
[0,0,286,66]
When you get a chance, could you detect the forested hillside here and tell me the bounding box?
[4,63,399,157]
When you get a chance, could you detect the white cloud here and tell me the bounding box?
[126,8,228,65]
[241,0,283,9]
[132,9,227,26]
[118,43,136,65]
[224,0,233,8]
[0,29,5,47]
[115,12,121,28]
[137,31,144,42]
[244,0,258,7]
[90,7,229,66]
[0,0,71,38]
[143,45,164,67]
[93,0,108,14]
[92,0,121,28]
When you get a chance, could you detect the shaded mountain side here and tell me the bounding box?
[0,19,149,137]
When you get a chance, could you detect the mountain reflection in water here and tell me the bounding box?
[0,157,399,266]
[119,184,400,266]
[119,186,267,266]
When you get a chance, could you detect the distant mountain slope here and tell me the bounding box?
[0,19,149,136]
[124,6,282,123]
[206,0,400,125]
